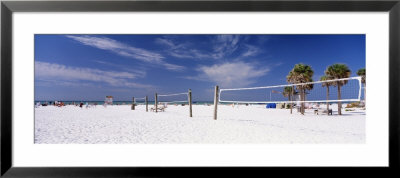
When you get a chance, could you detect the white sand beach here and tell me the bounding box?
[34,104,365,144]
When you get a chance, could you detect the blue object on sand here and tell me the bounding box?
[266,103,276,108]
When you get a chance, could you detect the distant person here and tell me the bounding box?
[85,102,89,109]
[79,102,83,108]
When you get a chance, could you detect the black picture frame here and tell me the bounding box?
[1,0,399,177]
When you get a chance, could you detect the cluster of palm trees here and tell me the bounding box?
[283,63,366,115]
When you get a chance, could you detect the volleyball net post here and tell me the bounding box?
[131,97,135,110]
[214,85,219,120]
[188,89,192,117]
[145,96,148,112]
[155,93,158,113]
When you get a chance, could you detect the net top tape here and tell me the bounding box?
[219,76,361,91]
[158,92,188,97]
[159,101,188,103]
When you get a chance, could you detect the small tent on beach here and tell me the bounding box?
[266,103,276,108]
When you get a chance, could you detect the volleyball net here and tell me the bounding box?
[157,92,189,105]
[134,97,147,105]
[156,90,193,117]
[218,77,362,104]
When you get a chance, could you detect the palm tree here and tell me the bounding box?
[320,75,334,112]
[283,86,295,114]
[325,64,351,115]
[357,68,366,106]
[287,64,314,115]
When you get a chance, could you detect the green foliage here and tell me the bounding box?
[345,102,361,108]
[320,75,334,88]
[286,63,314,114]
[357,68,366,84]
[286,63,314,91]
[325,63,351,86]
[282,86,294,97]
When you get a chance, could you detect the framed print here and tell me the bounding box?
[1,0,400,177]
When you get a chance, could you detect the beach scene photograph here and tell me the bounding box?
[34,34,366,144]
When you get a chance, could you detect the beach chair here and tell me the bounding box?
[150,106,166,112]
[328,109,332,115]
[314,106,333,115]
[322,109,333,115]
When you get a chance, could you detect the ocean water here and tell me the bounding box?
[34,101,215,105]
[35,100,355,106]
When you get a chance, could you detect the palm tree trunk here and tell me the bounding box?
[291,86,294,114]
[299,89,302,114]
[289,94,292,114]
[301,89,305,115]
[326,86,329,111]
[338,85,342,115]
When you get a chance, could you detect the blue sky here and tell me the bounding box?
[35,34,365,101]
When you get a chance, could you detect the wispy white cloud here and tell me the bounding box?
[155,38,185,50]
[156,35,262,60]
[184,61,270,88]
[155,38,212,60]
[35,79,98,88]
[212,35,240,59]
[35,61,153,89]
[163,63,186,71]
[241,44,260,57]
[257,36,272,44]
[66,35,162,63]
[92,60,147,78]
[66,35,184,71]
